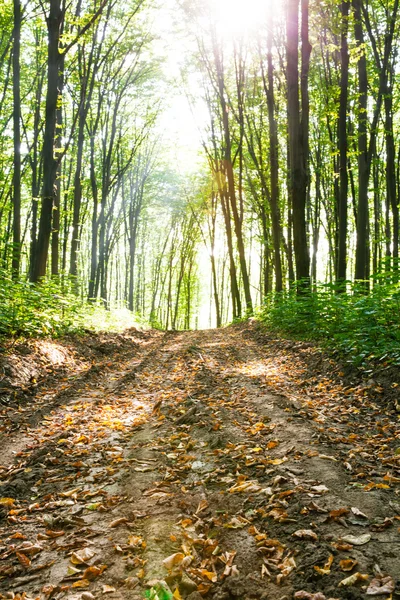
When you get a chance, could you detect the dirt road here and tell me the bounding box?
[0,324,399,600]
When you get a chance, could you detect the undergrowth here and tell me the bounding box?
[258,278,400,368]
[0,270,144,339]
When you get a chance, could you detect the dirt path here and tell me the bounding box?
[0,324,399,600]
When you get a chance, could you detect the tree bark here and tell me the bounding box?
[353,0,369,284]
[336,0,349,286]
[287,0,310,287]
[31,0,63,282]
[12,0,21,279]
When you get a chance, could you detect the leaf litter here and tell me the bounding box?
[0,323,399,599]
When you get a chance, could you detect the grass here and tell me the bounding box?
[257,278,400,368]
[0,270,145,339]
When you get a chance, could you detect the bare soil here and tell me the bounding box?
[0,323,399,600]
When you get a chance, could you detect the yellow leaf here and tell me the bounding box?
[102,585,116,593]
[340,559,358,572]
[339,572,369,587]
[70,548,95,565]
[162,552,185,570]
[71,579,90,588]
[0,497,15,506]
[266,457,287,465]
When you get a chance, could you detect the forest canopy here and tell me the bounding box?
[0,0,400,361]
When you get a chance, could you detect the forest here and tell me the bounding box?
[0,0,398,359]
[0,2,400,599]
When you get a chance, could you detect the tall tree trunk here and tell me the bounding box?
[353,0,369,283]
[70,98,85,278]
[12,0,21,279]
[212,34,253,312]
[385,92,398,273]
[336,0,349,286]
[88,135,98,300]
[31,0,63,282]
[287,0,310,286]
[265,23,283,292]
[51,97,63,276]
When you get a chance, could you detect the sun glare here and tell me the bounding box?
[209,0,283,37]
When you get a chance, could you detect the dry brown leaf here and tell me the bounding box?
[16,551,31,568]
[195,499,209,514]
[162,552,185,570]
[293,529,318,541]
[314,554,333,575]
[128,535,146,549]
[44,529,65,538]
[339,559,358,572]
[366,575,395,595]
[341,533,371,546]
[83,565,107,580]
[70,548,95,565]
[102,585,116,593]
[351,507,368,519]
[339,572,369,587]
[228,481,261,494]
[109,517,128,528]
[71,579,90,588]
[17,543,43,555]
[294,593,327,600]
[329,508,349,519]
[0,497,15,506]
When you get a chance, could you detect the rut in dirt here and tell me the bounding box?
[0,323,399,600]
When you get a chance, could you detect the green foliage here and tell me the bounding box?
[258,279,400,367]
[0,270,143,339]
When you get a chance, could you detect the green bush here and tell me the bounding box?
[0,270,143,339]
[257,278,400,367]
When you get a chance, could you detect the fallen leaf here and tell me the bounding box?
[71,548,95,565]
[45,529,65,538]
[366,575,395,595]
[128,535,146,549]
[16,551,31,568]
[125,576,139,589]
[351,507,368,519]
[341,533,371,546]
[17,543,43,555]
[0,497,15,506]
[162,552,185,570]
[109,517,128,528]
[195,499,209,514]
[329,508,349,519]
[339,572,369,586]
[293,529,318,541]
[228,481,261,494]
[102,585,116,593]
[83,565,107,580]
[310,485,329,494]
[71,579,90,588]
[314,554,333,575]
[339,559,358,572]
[318,454,338,462]
[294,593,328,600]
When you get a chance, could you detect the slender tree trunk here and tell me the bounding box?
[88,135,98,300]
[212,34,252,312]
[32,0,63,282]
[51,96,63,276]
[353,0,369,284]
[265,24,282,292]
[70,100,85,277]
[287,0,310,286]
[336,0,349,286]
[12,0,21,279]
[384,93,398,273]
